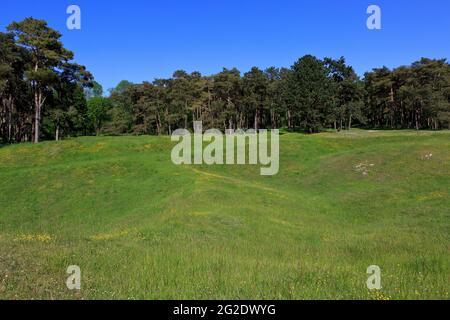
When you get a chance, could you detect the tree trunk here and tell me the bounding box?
[184,100,188,129]
[156,112,162,135]
[6,95,13,143]
[33,63,42,144]
[287,109,292,129]
[55,124,60,141]
[8,107,12,143]
[34,103,40,143]
[415,108,419,131]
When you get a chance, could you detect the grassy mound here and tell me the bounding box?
[0,130,448,299]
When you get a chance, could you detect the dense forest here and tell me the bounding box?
[1,18,450,144]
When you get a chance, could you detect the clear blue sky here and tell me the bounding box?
[1,0,449,91]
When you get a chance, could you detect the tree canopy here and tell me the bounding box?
[1,18,449,144]
[1,17,93,143]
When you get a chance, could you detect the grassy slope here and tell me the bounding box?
[0,130,449,299]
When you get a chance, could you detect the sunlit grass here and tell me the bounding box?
[0,130,449,299]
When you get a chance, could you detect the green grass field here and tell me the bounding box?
[0,130,449,300]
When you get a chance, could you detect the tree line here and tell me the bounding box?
[1,18,449,144]
[104,56,450,135]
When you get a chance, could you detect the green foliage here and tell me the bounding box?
[102,56,449,136]
[87,96,111,135]
[1,17,449,145]
[85,81,103,100]
[1,18,93,143]
[284,55,333,132]
[364,58,450,130]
